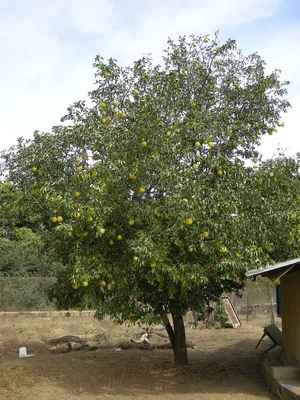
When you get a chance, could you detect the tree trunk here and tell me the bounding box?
[164,320,175,349]
[164,315,188,365]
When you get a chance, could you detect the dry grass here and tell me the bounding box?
[0,311,278,400]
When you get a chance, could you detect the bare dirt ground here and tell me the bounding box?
[0,311,278,400]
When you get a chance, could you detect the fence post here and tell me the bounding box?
[232,292,237,308]
[0,280,3,311]
[267,285,275,325]
[246,291,250,322]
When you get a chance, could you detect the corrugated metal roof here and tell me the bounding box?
[247,257,300,277]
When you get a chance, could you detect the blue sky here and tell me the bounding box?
[0,0,299,158]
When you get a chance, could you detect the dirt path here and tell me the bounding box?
[0,312,277,399]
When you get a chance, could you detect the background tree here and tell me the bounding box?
[0,227,63,277]
[240,153,300,264]
[0,178,62,277]
[2,33,290,365]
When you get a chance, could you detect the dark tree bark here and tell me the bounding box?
[164,320,175,349]
[164,314,188,365]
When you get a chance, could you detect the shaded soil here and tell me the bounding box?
[0,312,278,399]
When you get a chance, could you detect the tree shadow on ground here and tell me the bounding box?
[1,334,278,399]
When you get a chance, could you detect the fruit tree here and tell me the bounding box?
[2,33,290,365]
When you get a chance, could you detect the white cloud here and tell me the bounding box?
[237,22,300,159]
[69,0,116,35]
[1,0,297,161]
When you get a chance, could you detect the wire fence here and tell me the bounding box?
[0,276,279,327]
[229,277,279,326]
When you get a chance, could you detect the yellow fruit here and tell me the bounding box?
[33,188,39,194]
[83,173,89,180]
[83,154,88,161]
[141,141,147,148]
[104,71,110,78]
[52,217,57,223]
[139,186,145,194]
[208,142,215,148]
[156,212,161,217]
[278,122,285,127]
[112,100,117,106]
[77,166,83,172]
[91,171,97,177]
[192,164,198,170]
[117,235,123,241]
[215,60,220,65]
[65,312,71,318]
[83,232,88,237]
[107,283,113,291]
[133,256,138,261]
[100,109,106,115]
[109,240,114,245]
[129,219,135,225]
[31,167,37,173]
[75,158,81,163]
[233,82,239,88]
[75,192,80,198]
[166,131,171,137]
[181,198,188,205]
[150,262,156,268]
[186,218,193,225]
[101,118,107,125]
[220,247,227,253]
[100,280,106,287]
[73,212,80,219]
[98,228,105,235]
[195,142,201,148]
[122,112,127,119]
[191,102,197,108]
[133,89,139,96]
[217,170,223,177]
[87,216,93,223]
[202,231,209,238]
[129,174,136,180]
[57,195,62,201]
[72,283,79,289]
[100,102,107,109]
[203,37,209,43]
[82,281,88,287]
[57,216,63,223]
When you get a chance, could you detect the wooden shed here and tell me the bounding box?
[248,258,300,367]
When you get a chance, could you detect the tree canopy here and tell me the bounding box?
[1,33,292,364]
